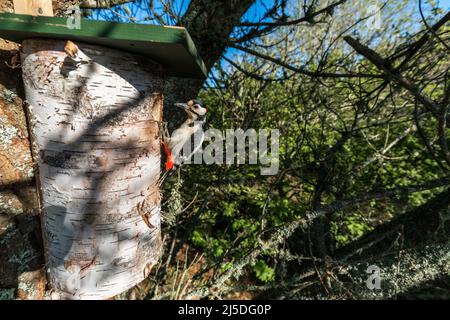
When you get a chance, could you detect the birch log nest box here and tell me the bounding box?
[0,11,206,299]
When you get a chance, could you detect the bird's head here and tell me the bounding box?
[174,99,207,120]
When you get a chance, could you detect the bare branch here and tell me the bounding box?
[230,43,385,79]
[344,36,440,116]
[239,0,348,27]
[418,0,450,52]
[184,176,450,299]
[390,10,450,70]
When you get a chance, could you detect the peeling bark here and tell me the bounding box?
[21,39,164,299]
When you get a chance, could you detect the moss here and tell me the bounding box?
[1,88,17,103]
[163,177,183,226]
[0,192,24,217]
[0,115,20,146]
[0,225,18,245]
[18,281,35,296]
[339,242,450,299]
[7,248,35,273]
[0,288,15,300]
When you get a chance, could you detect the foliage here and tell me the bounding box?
[152,0,450,299]
[1,0,449,300]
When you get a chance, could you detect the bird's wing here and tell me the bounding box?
[169,127,191,161]
[176,128,205,165]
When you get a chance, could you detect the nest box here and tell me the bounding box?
[0,12,206,299]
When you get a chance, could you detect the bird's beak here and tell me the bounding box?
[174,103,189,111]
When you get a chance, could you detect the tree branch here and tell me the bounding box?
[230,43,385,79]
[343,36,440,116]
[305,175,450,223]
[238,0,348,27]
[336,186,450,262]
[418,0,450,52]
[339,241,450,299]
[184,177,450,299]
[390,10,450,70]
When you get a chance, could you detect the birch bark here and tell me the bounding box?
[21,39,163,299]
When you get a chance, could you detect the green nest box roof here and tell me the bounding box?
[0,13,207,79]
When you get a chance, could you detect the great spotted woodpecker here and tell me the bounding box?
[160,99,207,184]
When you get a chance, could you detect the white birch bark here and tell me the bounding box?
[20,39,163,300]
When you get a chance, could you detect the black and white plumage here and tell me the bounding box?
[159,99,207,185]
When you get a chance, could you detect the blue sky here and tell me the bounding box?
[89,0,450,83]
[92,0,450,25]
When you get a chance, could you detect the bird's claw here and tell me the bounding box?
[159,121,170,143]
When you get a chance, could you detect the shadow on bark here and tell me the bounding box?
[1,40,166,299]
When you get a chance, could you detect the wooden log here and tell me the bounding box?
[13,0,54,16]
[20,39,164,299]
